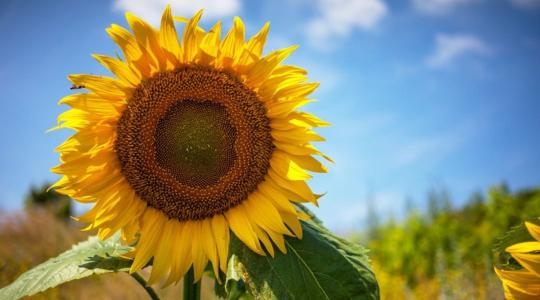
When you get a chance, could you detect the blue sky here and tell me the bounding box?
[0,0,539,230]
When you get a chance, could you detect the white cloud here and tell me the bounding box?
[113,0,241,25]
[412,0,477,15]
[306,0,388,49]
[510,0,540,9]
[426,33,490,68]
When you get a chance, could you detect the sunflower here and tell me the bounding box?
[51,5,330,285]
[495,221,540,300]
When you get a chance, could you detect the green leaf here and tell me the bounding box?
[215,255,255,300]
[493,217,540,271]
[0,233,133,300]
[222,211,379,300]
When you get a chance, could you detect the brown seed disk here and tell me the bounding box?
[115,66,274,220]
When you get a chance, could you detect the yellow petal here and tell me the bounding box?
[56,123,115,153]
[271,128,325,144]
[267,98,314,118]
[130,208,163,273]
[258,73,307,101]
[202,218,220,279]
[274,82,319,100]
[272,65,307,77]
[496,268,540,284]
[99,193,145,236]
[189,221,209,281]
[270,116,310,131]
[58,93,122,116]
[507,241,540,253]
[51,108,98,132]
[211,214,230,272]
[270,151,312,181]
[159,4,181,65]
[510,252,540,277]
[496,268,540,297]
[182,10,204,63]
[258,181,297,215]
[164,221,192,287]
[148,219,175,284]
[526,222,540,242]
[506,285,540,299]
[220,16,245,66]
[236,22,270,66]
[125,12,166,71]
[281,213,303,239]
[122,219,141,245]
[225,205,264,255]
[274,142,333,163]
[106,24,153,77]
[288,153,328,173]
[92,54,141,87]
[267,169,316,204]
[297,210,312,221]
[56,169,120,202]
[252,224,275,257]
[245,45,298,88]
[266,229,287,254]
[244,192,291,235]
[68,74,130,101]
[198,21,222,65]
[273,141,317,155]
[52,147,115,175]
[248,22,270,57]
[68,171,123,198]
[173,16,189,23]
[292,111,331,127]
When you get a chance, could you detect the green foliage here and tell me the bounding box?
[366,183,540,298]
[218,208,379,300]
[0,233,133,300]
[24,182,72,219]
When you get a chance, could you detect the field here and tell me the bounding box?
[1,183,538,299]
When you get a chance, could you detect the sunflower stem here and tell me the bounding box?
[130,272,160,300]
[183,267,201,300]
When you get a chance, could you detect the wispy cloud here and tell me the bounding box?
[395,134,466,166]
[412,0,478,15]
[113,0,241,25]
[426,33,491,68]
[510,0,540,9]
[306,0,388,50]
[332,191,404,228]
[392,116,485,167]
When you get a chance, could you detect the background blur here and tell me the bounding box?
[1,0,539,299]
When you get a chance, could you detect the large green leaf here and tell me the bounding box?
[220,212,380,300]
[0,233,133,300]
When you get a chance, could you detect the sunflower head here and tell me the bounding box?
[52,5,331,285]
[495,221,540,299]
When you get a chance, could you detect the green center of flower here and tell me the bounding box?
[155,100,237,187]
